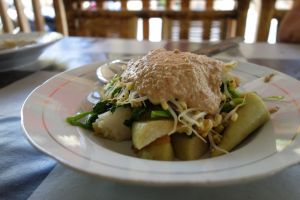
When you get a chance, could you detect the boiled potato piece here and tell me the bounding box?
[211,93,270,157]
[172,133,208,160]
[132,120,173,150]
[92,107,132,141]
[136,136,174,161]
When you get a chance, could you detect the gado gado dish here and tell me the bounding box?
[67,48,271,161]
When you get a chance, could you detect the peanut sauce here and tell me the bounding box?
[121,48,224,114]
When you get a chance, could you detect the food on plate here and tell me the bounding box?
[0,39,36,51]
[67,48,270,161]
[172,133,208,160]
[132,120,173,150]
[211,93,270,157]
[264,73,276,83]
[136,135,174,161]
[269,106,280,114]
[93,107,132,141]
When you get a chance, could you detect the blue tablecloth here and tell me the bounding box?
[0,115,56,200]
[0,71,58,200]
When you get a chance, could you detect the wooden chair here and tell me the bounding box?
[161,0,250,41]
[63,0,137,38]
[0,0,68,35]
[257,0,295,42]
[63,0,250,40]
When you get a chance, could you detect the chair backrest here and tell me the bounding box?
[0,0,68,35]
[64,0,250,41]
[161,0,250,41]
[257,0,295,42]
[63,0,138,38]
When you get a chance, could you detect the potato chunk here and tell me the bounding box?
[92,107,132,141]
[211,93,270,157]
[132,120,174,150]
[136,136,174,161]
[172,133,208,160]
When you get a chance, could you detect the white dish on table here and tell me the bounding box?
[21,60,300,186]
[0,32,63,71]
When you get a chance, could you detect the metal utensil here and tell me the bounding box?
[96,58,131,84]
[192,37,243,56]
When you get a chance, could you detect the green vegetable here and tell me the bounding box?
[220,82,225,92]
[230,98,244,105]
[66,111,93,129]
[221,80,241,99]
[124,107,147,127]
[86,113,98,126]
[93,101,112,114]
[150,110,171,119]
[221,103,234,113]
[111,87,122,97]
[104,75,121,95]
[228,87,240,98]
[221,98,244,113]
[262,95,284,101]
[66,111,91,122]
[67,100,114,130]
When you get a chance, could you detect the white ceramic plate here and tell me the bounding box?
[0,32,63,71]
[21,61,300,186]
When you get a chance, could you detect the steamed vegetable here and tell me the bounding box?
[66,52,272,162]
[132,120,174,150]
[150,110,172,119]
[93,107,132,141]
[172,133,208,160]
[66,101,116,130]
[211,93,270,157]
[136,136,174,161]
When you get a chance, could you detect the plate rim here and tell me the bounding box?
[0,32,63,56]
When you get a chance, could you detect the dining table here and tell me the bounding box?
[1,35,300,200]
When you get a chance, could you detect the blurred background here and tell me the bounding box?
[0,0,295,43]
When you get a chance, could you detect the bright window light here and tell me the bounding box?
[268,18,278,44]
[127,0,142,11]
[82,1,90,9]
[244,1,259,43]
[213,0,235,11]
[149,18,162,42]
[275,0,293,10]
[137,18,143,41]
[104,1,121,10]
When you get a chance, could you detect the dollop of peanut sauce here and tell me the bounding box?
[121,48,224,114]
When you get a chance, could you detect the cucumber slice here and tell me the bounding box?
[211,92,270,157]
